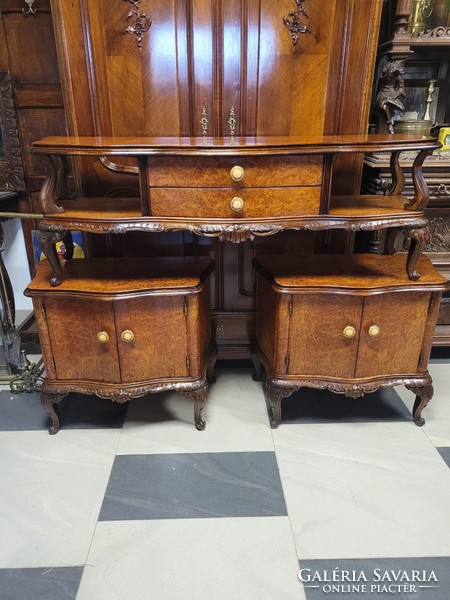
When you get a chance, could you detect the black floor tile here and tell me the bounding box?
[99,451,287,521]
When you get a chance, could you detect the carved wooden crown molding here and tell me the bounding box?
[283,0,311,46]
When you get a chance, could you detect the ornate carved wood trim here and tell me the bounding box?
[0,73,25,191]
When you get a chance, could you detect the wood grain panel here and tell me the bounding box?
[149,187,321,218]
[115,296,188,382]
[288,293,361,378]
[3,12,60,84]
[44,298,121,383]
[356,292,430,378]
[148,155,323,188]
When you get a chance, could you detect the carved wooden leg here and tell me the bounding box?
[406,383,434,427]
[182,385,208,431]
[263,381,295,429]
[39,229,65,286]
[405,226,429,281]
[41,392,67,435]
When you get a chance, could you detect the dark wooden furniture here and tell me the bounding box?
[25,256,216,434]
[253,252,449,428]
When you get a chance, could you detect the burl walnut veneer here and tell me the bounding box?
[252,253,449,428]
[25,256,216,434]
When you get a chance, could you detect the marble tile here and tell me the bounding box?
[0,567,83,600]
[0,391,128,432]
[298,557,450,600]
[277,387,410,425]
[117,369,274,454]
[272,422,450,559]
[98,451,287,521]
[395,366,450,447]
[0,430,120,567]
[437,447,450,469]
[77,518,304,600]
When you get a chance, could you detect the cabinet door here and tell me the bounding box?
[288,294,362,378]
[44,298,121,383]
[114,296,189,384]
[355,292,430,378]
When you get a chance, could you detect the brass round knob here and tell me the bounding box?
[230,196,244,212]
[121,330,135,342]
[230,165,245,182]
[97,331,109,344]
[343,326,356,339]
[368,325,380,337]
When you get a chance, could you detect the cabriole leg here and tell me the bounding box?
[406,226,429,281]
[183,385,208,431]
[263,382,295,429]
[41,392,67,435]
[406,383,434,426]
[38,230,65,286]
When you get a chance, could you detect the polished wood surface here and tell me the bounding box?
[253,253,448,292]
[31,134,440,155]
[26,257,214,296]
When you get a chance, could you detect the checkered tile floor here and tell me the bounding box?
[1,352,450,599]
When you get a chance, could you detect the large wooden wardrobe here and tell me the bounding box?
[2,0,384,359]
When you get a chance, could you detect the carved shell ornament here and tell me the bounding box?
[283,0,311,45]
[124,0,152,48]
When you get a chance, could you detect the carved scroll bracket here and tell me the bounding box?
[283,0,311,46]
[124,0,152,48]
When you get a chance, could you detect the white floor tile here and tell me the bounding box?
[77,517,304,600]
[272,422,450,559]
[117,370,275,454]
[0,430,120,568]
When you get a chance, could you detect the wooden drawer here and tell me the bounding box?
[150,187,321,218]
[147,155,323,188]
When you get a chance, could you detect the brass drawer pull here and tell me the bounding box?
[121,330,135,342]
[97,331,109,344]
[230,196,244,212]
[368,325,380,337]
[230,165,245,182]
[343,326,356,339]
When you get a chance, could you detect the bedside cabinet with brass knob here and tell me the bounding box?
[25,257,216,434]
[252,253,448,428]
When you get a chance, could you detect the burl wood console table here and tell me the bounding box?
[26,133,445,431]
[29,134,439,284]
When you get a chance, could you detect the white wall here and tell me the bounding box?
[2,218,33,318]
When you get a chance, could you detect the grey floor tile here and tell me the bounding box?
[298,557,450,600]
[0,391,128,431]
[274,387,411,425]
[437,447,450,468]
[0,566,83,600]
[99,451,287,521]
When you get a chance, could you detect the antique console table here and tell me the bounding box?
[29,134,440,283]
[26,133,446,431]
